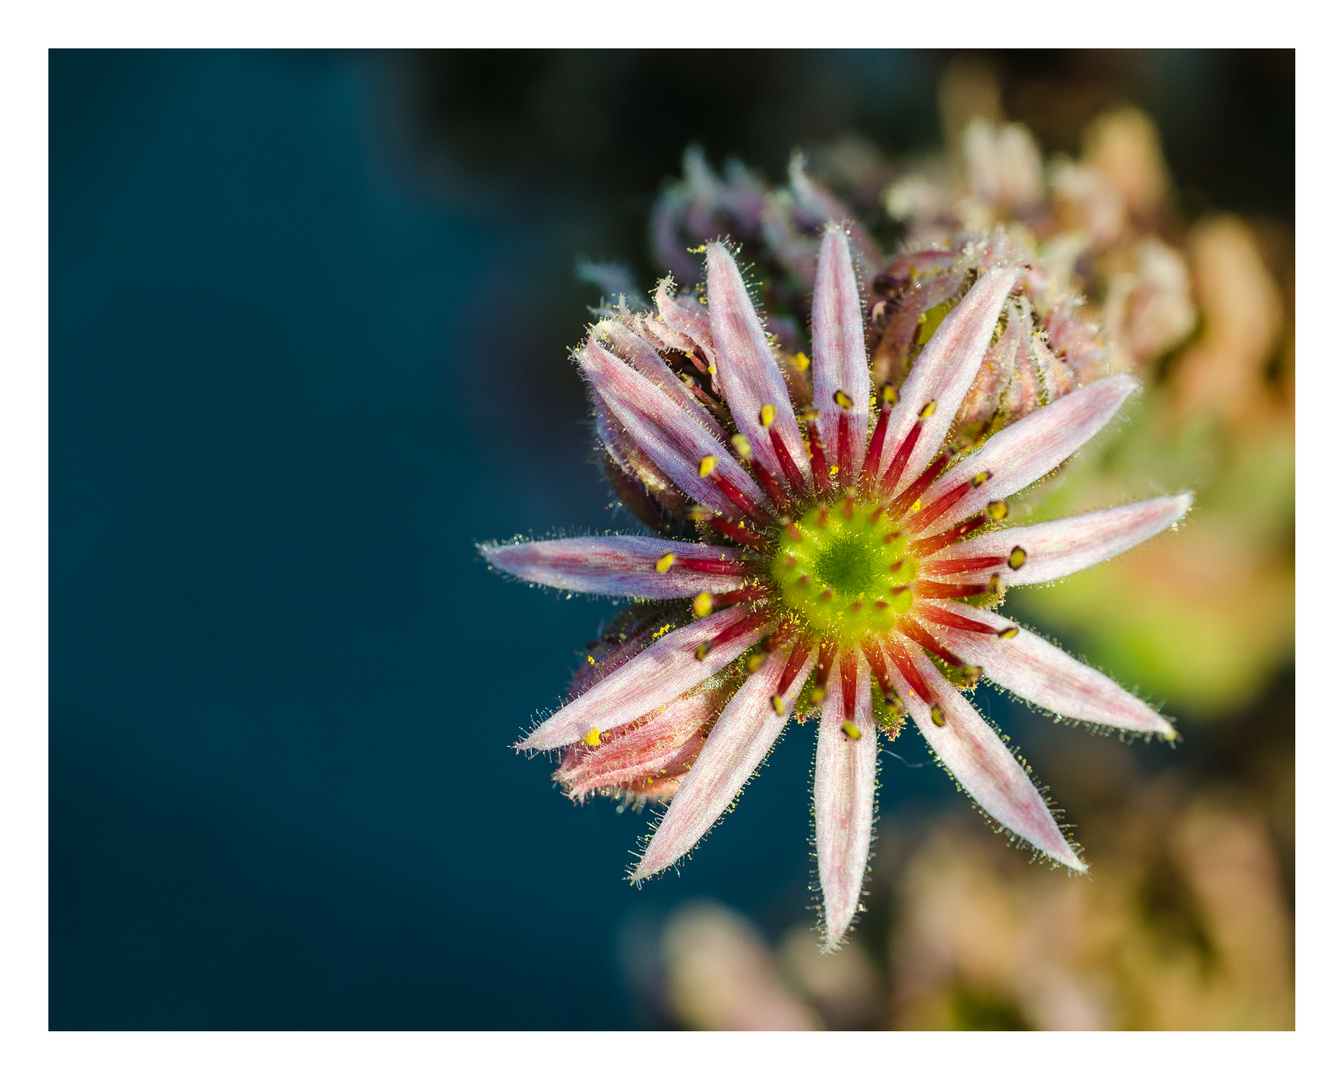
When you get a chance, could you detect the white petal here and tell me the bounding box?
[889,646,1084,869]
[633,643,816,878]
[814,651,877,951]
[810,226,870,473]
[930,603,1174,737]
[936,495,1193,585]
[518,608,772,752]
[914,376,1138,535]
[480,537,747,598]
[595,319,728,442]
[879,267,1021,490]
[580,337,770,521]
[705,243,810,484]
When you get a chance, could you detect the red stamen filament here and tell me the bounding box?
[674,556,753,576]
[775,638,813,701]
[696,608,773,659]
[708,470,773,528]
[806,418,832,496]
[922,555,1005,576]
[889,451,951,518]
[816,640,839,689]
[861,397,893,485]
[887,640,933,705]
[909,512,990,556]
[914,578,997,600]
[900,618,969,672]
[840,652,858,721]
[879,417,923,497]
[917,604,999,635]
[909,473,991,535]
[746,458,792,514]
[766,425,810,499]
[836,411,853,488]
[861,641,898,704]
[703,515,770,552]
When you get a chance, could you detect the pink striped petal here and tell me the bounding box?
[811,226,870,472]
[914,375,1138,534]
[889,647,1085,870]
[596,319,728,442]
[580,338,769,520]
[939,495,1193,585]
[929,603,1174,737]
[652,278,719,375]
[555,688,727,802]
[879,266,1021,490]
[518,608,773,752]
[480,537,747,598]
[633,642,816,879]
[705,243,809,484]
[814,650,877,951]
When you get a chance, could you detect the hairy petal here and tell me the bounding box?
[811,226,871,470]
[880,267,1021,488]
[931,603,1174,737]
[889,647,1085,870]
[595,319,728,442]
[480,537,747,598]
[580,337,769,519]
[814,651,877,951]
[916,375,1138,533]
[939,494,1193,585]
[633,643,816,879]
[555,688,727,802]
[518,608,772,752]
[705,242,809,483]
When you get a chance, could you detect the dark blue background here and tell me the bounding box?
[50,49,1292,1029]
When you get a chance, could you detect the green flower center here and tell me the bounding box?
[771,499,916,645]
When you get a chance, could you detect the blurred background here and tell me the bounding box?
[50,49,1293,1029]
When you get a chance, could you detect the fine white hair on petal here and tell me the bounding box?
[811,225,871,471]
[938,494,1194,585]
[595,319,728,443]
[479,537,748,598]
[580,337,770,521]
[890,648,1086,870]
[705,242,810,484]
[931,603,1175,737]
[878,266,1021,489]
[814,651,877,951]
[915,375,1140,533]
[632,643,816,879]
[517,608,773,752]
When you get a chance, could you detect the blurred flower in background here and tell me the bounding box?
[622,54,1293,1031]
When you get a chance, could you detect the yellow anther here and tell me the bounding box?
[655,552,677,574]
[997,625,1019,640]
[829,464,840,478]
[1008,546,1027,570]
[699,455,718,478]
[809,687,827,706]
[987,500,1009,520]
[771,694,786,716]
[881,383,898,406]
[730,433,751,458]
[692,592,714,618]
[790,351,811,373]
[759,404,777,428]
[695,643,711,661]
[987,573,1002,594]
[930,704,946,727]
[833,389,854,410]
[842,721,862,740]
[582,727,601,747]
[972,471,990,486]
[962,665,984,684]
[746,653,766,673]
[919,400,938,419]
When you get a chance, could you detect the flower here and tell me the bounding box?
[482,225,1190,950]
